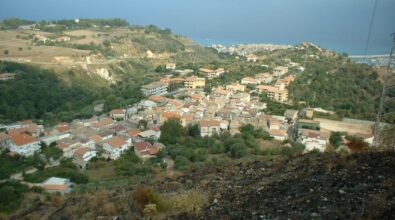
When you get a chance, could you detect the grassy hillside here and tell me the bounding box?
[287,53,382,120]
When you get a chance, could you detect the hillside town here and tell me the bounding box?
[0,56,376,195]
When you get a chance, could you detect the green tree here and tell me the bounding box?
[174,155,189,170]
[329,132,342,148]
[159,118,184,145]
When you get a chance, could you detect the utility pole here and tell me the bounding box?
[373,33,395,148]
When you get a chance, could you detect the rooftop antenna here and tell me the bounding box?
[373,33,395,148]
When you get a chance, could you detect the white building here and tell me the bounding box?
[3,133,41,157]
[42,177,73,194]
[141,81,168,96]
[200,119,221,137]
[273,66,289,77]
[73,147,97,170]
[103,137,129,160]
[166,63,176,70]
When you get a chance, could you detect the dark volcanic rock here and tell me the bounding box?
[174,151,395,220]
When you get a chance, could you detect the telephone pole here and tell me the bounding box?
[373,33,395,148]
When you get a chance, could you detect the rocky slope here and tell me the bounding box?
[9,151,395,219]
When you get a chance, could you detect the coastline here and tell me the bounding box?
[192,37,391,56]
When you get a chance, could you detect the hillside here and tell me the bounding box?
[287,54,382,120]
[0,19,219,84]
[8,150,395,219]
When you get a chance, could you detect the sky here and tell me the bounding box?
[0,0,394,54]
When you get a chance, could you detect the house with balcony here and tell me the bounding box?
[141,81,168,96]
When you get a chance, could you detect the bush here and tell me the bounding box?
[131,186,168,212]
[174,155,189,170]
[0,181,29,213]
[228,143,247,158]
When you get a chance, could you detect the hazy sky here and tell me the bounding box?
[0,0,394,54]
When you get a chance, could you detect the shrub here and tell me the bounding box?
[131,186,167,212]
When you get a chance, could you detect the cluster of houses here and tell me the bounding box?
[34,34,71,44]
[0,59,376,195]
[0,114,165,171]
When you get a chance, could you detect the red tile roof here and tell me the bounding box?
[127,128,141,137]
[200,119,221,127]
[105,137,127,148]
[134,141,152,151]
[89,135,102,143]
[74,147,90,159]
[162,111,181,119]
[110,109,124,115]
[9,133,39,146]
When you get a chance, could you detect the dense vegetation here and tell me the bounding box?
[0,61,146,124]
[0,181,29,213]
[23,159,88,184]
[0,18,129,31]
[0,153,44,180]
[159,119,304,170]
[0,61,102,124]
[288,55,382,120]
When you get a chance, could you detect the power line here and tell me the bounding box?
[364,0,378,55]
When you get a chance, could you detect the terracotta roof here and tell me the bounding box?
[150,126,160,132]
[160,77,172,84]
[93,118,113,128]
[162,111,181,119]
[199,68,214,73]
[105,137,127,148]
[74,147,90,158]
[0,132,9,142]
[89,135,102,143]
[270,129,288,136]
[307,132,320,139]
[110,109,124,115]
[191,94,203,101]
[256,72,272,78]
[128,128,141,137]
[56,123,71,133]
[171,77,184,82]
[185,76,204,81]
[56,138,78,150]
[9,133,39,146]
[43,184,69,191]
[214,88,230,95]
[134,141,152,151]
[200,119,221,127]
[182,113,195,122]
[148,95,167,103]
[246,54,257,58]
[148,146,158,155]
[112,125,125,133]
[167,99,183,108]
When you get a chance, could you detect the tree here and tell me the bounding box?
[228,143,247,158]
[329,132,342,148]
[102,40,111,47]
[138,119,148,131]
[3,50,9,55]
[174,155,189,170]
[187,124,200,137]
[159,118,184,145]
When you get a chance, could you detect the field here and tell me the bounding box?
[315,118,373,135]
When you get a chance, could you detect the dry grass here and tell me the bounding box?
[85,161,117,181]
[165,191,209,214]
